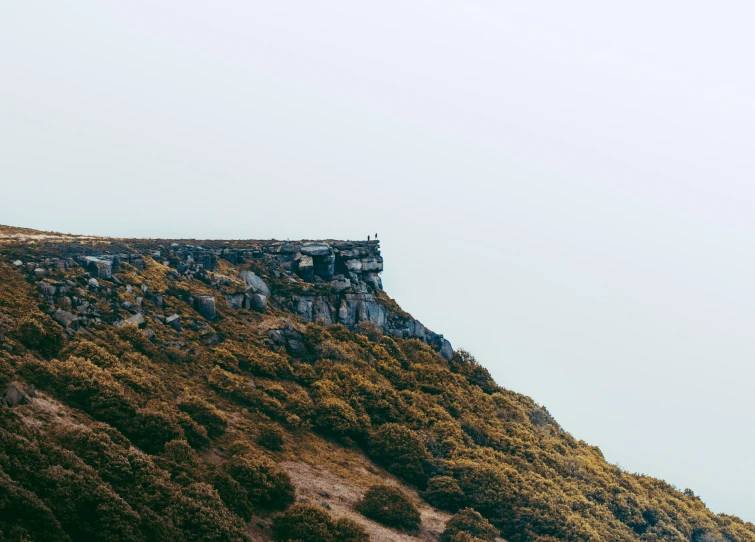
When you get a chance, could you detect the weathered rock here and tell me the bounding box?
[3,383,31,406]
[240,271,270,296]
[345,259,362,272]
[34,268,46,278]
[202,333,219,346]
[313,297,333,325]
[39,282,56,296]
[143,328,156,341]
[88,278,99,289]
[300,243,332,257]
[295,255,314,282]
[286,339,306,356]
[52,309,79,330]
[268,329,285,344]
[297,296,314,321]
[225,293,244,310]
[251,294,267,312]
[440,339,454,360]
[332,277,351,293]
[166,314,181,331]
[12,260,22,267]
[122,313,146,328]
[195,296,216,319]
[314,254,335,281]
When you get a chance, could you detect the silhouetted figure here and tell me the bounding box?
[375,233,378,240]
[368,235,371,241]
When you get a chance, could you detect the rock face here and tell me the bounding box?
[12,238,453,360]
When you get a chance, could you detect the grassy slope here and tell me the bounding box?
[0,230,753,542]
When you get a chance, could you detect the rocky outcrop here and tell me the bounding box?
[11,239,453,359]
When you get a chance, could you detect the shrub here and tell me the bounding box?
[15,315,63,358]
[332,517,370,542]
[369,423,429,486]
[257,424,285,451]
[212,347,239,372]
[178,395,227,438]
[243,346,293,379]
[312,396,361,437]
[355,484,421,533]
[213,472,254,521]
[208,366,286,419]
[224,454,295,509]
[272,503,368,542]
[422,476,466,512]
[355,321,383,342]
[441,508,498,542]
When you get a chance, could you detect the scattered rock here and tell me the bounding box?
[118,313,146,328]
[225,293,244,310]
[240,270,270,296]
[166,314,181,331]
[286,339,306,356]
[88,278,99,289]
[39,282,56,296]
[52,309,79,330]
[12,260,22,266]
[195,296,216,320]
[250,293,267,312]
[4,383,31,406]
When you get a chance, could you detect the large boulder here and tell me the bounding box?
[225,293,244,310]
[39,282,56,296]
[4,383,31,406]
[240,271,270,296]
[300,243,332,257]
[52,309,79,330]
[123,313,146,328]
[251,294,267,312]
[295,256,314,282]
[195,296,216,320]
[166,314,181,331]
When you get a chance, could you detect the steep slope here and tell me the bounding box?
[0,226,752,542]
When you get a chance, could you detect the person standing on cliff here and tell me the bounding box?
[375,233,378,240]
[368,235,371,241]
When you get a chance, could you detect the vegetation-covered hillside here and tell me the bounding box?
[0,227,752,541]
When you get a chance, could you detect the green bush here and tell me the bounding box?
[312,396,361,437]
[422,476,466,512]
[213,471,254,521]
[178,395,228,438]
[257,424,285,451]
[272,503,368,542]
[369,423,429,486]
[15,314,63,358]
[355,484,421,533]
[441,508,498,542]
[224,454,295,509]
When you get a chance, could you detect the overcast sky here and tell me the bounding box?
[2,1,755,521]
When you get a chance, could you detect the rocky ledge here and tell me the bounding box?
[8,239,453,359]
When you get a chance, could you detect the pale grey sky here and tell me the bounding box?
[2,1,755,521]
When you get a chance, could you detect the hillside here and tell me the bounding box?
[0,225,752,542]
